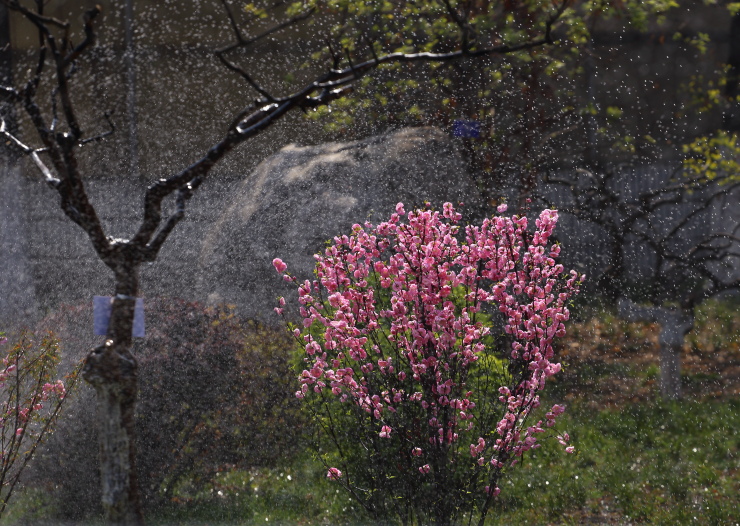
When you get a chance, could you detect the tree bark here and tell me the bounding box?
[83,268,143,525]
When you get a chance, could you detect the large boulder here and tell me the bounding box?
[197,127,478,321]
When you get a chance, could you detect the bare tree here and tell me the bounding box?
[0,0,570,523]
[541,165,740,398]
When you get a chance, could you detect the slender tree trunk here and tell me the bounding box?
[83,265,143,525]
[659,342,682,400]
[618,298,693,400]
[597,235,625,303]
[655,310,693,401]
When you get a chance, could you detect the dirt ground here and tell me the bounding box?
[555,307,740,406]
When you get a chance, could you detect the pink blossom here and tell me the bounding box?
[379,425,392,438]
[272,258,288,273]
[551,404,566,415]
[419,464,431,474]
[15,428,23,437]
[326,467,342,480]
[485,485,501,496]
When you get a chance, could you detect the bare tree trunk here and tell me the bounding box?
[659,343,682,400]
[618,298,692,400]
[83,267,143,525]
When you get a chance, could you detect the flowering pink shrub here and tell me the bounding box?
[276,202,583,525]
[0,330,73,517]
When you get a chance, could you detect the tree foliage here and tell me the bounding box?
[261,0,697,197]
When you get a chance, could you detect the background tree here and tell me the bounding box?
[541,163,740,397]
[288,0,711,202]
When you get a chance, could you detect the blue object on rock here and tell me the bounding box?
[452,120,481,138]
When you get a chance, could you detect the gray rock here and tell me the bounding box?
[197,127,478,322]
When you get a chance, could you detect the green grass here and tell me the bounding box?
[145,458,368,526]
[3,404,738,525]
[134,399,740,526]
[486,399,740,525]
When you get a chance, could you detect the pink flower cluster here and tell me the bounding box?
[0,354,67,442]
[275,202,582,495]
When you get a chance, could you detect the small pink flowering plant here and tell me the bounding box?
[275,202,583,525]
[0,330,73,516]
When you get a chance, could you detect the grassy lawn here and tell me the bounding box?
[129,399,738,526]
[488,400,740,525]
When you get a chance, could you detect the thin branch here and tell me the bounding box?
[219,0,246,44]
[440,0,476,51]
[0,119,59,187]
[215,5,315,55]
[0,0,68,31]
[21,46,50,139]
[47,35,82,139]
[214,4,316,102]
[215,52,276,102]
[78,112,115,146]
[659,181,740,243]
[63,5,101,66]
